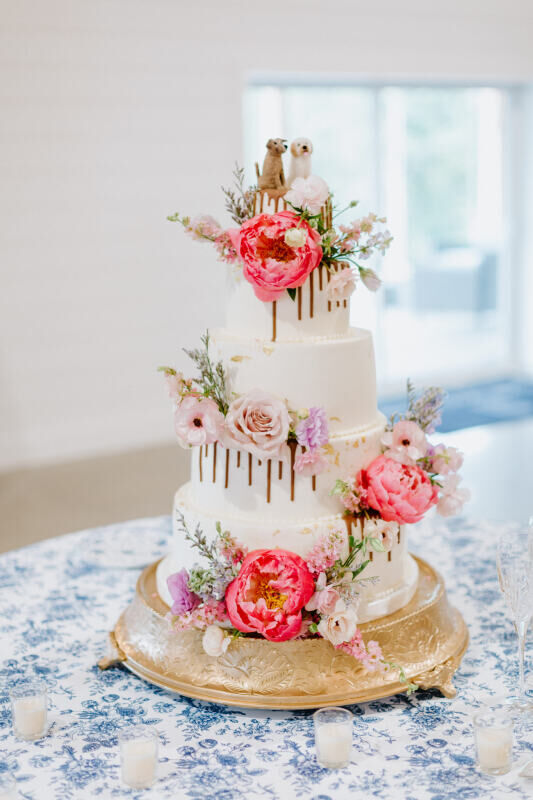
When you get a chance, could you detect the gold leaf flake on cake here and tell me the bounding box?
[329,416,341,422]
[262,345,274,356]
[230,355,251,363]
[272,529,281,537]
[361,436,366,444]
[301,527,313,535]
[353,440,359,448]
[322,443,335,457]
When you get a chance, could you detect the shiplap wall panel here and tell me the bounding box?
[1,0,532,468]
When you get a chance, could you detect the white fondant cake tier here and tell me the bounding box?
[225,266,350,342]
[188,418,385,521]
[156,498,418,623]
[212,327,378,436]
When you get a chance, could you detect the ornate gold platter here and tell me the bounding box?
[99,556,468,709]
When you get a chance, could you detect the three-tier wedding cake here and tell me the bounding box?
[153,141,468,674]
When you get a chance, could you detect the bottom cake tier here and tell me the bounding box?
[99,556,469,708]
[155,486,419,623]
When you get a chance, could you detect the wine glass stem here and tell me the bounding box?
[517,620,528,703]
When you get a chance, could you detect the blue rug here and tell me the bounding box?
[379,378,533,433]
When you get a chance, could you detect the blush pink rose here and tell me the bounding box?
[174,395,225,448]
[225,549,315,642]
[224,389,290,460]
[359,454,438,524]
[228,211,322,301]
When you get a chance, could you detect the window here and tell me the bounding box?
[244,82,510,392]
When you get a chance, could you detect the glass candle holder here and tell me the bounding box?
[9,680,48,741]
[313,707,353,769]
[119,726,159,789]
[0,773,19,800]
[473,708,513,775]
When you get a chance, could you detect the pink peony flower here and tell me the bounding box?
[284,175,330,215]
[174,395,225,448]
[437,474,470,517]
[228,211,322,302]
[293,449,328,477]
[326,267,357,301]
[382,420,428,465]
[359,454,439,524]
[296,407,329,450]
[305,573,342,615]
[430,444,464,475]
[225,549,315,642]
[224,389,290,460]
[167,569,200,615]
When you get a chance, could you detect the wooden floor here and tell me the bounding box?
[1,419,532,554]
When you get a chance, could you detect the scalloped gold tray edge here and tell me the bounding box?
[99,556,468,710]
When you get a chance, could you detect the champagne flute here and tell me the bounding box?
[497,528,533,714]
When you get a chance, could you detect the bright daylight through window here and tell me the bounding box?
[245,84,507,391]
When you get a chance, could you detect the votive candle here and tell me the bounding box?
[473,708,513,775]
[9,680,48,741]
[314,707,353,769]
[119,726,159,789]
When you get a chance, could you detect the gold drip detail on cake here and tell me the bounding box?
[99,556,468,709]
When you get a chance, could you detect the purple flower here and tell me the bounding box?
[296,407,329,450]
[167,569,200,615]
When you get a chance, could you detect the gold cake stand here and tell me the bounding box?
[99,556,468,709]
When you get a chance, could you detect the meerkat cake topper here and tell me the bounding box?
[255,138,288,195]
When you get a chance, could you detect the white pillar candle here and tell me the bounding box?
[121,737,158,789]
[475,727,513,772]
[12,695,47,741]
[473,708,513,776]
[315,721,353,768]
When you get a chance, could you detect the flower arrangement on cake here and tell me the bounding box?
[159,332,331,478]
[332,381,470,523]
[167,164,391,306]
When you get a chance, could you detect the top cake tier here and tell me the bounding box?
[224,264,350,342]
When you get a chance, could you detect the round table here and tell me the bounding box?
[1,515,531,799]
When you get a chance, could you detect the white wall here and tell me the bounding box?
[1,0,533,470]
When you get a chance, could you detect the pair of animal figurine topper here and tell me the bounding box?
[255,137,313,195]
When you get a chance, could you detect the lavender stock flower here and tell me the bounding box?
[167,569,200,615]
[296,407,329,450]
[405,382,446,434]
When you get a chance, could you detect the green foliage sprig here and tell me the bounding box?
[221,163,256,225]
[183,331,229,415]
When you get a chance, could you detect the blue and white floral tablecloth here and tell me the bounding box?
[1,515,532,799]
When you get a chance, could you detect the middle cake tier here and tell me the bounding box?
[211,326,379,436]
[189,417,386,520]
